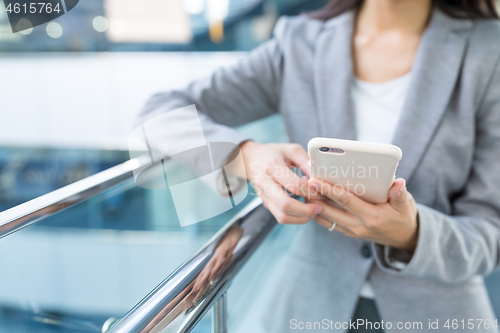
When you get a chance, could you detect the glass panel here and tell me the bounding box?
[0,194,257,332]
[226,223,300,333]
[0,153,258,332]
[0,147,129,211]
[485,271,500,317]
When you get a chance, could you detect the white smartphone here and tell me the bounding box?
[308,138,402,204]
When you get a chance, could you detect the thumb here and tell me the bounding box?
[388,178,407,208]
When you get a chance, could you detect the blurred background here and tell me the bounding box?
[0,0,330,52]
[1,1,500,332]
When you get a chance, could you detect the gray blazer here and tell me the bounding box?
[139,9,500,333]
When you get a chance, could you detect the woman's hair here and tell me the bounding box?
[308,0,499,20]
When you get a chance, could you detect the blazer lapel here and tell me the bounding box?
[392,11,473,181]
[313,10,473,182]
[313,11,357,140]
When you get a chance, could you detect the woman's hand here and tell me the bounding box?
[238,141,323,224]
[308,178,419,251]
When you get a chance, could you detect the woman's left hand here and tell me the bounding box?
[308,178,419,252]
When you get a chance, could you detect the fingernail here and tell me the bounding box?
[398,184,406,195]
[314,207,322,215]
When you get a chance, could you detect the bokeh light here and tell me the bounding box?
[92,16,109,33]
[183,0,205,15]
[46,22,63,38]
[17,18,33,35]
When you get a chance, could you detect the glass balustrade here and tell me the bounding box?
[0,114,296,332]
[0,173,246,332]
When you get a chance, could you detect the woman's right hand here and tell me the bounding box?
[239,141,323,224]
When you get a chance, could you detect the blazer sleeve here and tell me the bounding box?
[373,55,500,283]
[135,18,287,150]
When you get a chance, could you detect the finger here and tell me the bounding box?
[264,160,309,197]
[264,197,315,224]
[254,177,322,218]
[194,283,211,303]
[314,216,358,237]
[193,260,215,291]
[310,199,356,227]
[194,269,210,291]
[210,255,226,277]
[265,159,321,200]
[314,214,336,229]
[211,248,232,275]
[388,178,408,210]
[308,178,372,216]
[301,175,324,200]
[283,144,310,177]
[210,253,232,281]
[185,290,197,306]
[305,196,328,205]
[182,282,197,304]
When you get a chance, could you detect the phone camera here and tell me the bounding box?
[319,147,329,152]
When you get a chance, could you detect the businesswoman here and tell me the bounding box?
[139,0,500,331]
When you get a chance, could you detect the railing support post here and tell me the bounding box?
[212,292,227,333]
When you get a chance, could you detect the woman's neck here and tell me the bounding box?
[356,0,433,34]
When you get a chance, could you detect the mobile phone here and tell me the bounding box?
[308,138,402,204]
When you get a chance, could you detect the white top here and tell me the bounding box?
[353,73,412,144]
[351,72,412,299]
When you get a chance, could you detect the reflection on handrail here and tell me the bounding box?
[0,155,152,239]
[106,197,273,333]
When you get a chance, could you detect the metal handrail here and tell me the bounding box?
[0,154,152,239]
[0,151,276,333]
[106,196,273,333]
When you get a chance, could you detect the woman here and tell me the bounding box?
[139,0,500,331]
